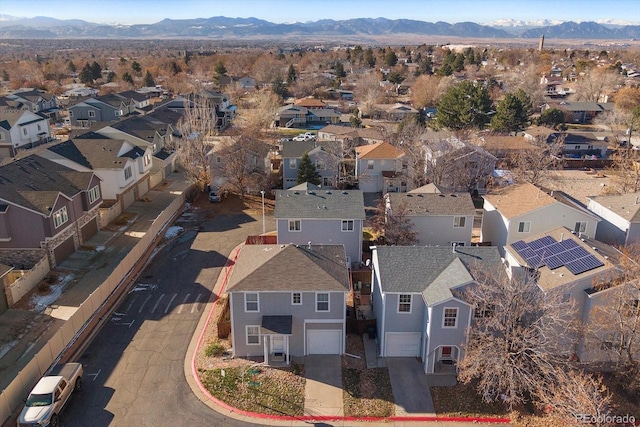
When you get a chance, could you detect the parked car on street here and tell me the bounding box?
[209,186,221,202]
[18,363,83,427]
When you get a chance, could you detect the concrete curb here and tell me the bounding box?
[184,243,512,426]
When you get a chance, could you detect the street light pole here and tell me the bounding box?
[260,190,265,235]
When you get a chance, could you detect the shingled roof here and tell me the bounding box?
[48,138,144,170]
[0,155,96,216]
[387,191,476,216]
[274,187,365,219]
[374,246,503,303]
[355,142,405,160]
[588,192,640,222]
[226,244,350,292]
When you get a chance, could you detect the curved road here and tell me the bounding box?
[63,209,273,426]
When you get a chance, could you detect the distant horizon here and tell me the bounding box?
[1,0,639,26]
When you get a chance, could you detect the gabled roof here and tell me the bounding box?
[106,116,160,142]
[48,138,142,170]
[588,192,640,223]
[0,155,95,215]
[295,97,325,108]
[422,257,474,305]
[355,142,405,160]
[96,93,131,108]
[289,182,321,191]
[374,246,503,295]
[274,187,365,220]
[281,140,316,158]
[226,244,350,292]
[117,90,149,103]
[483,182,557,219]
[0,107,46,128]
[387,191,476,216]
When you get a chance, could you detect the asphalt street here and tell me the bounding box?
[62,209,273,427]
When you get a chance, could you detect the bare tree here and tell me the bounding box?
[212,132,270,199]
[172,94,218,191]
[510,134,563,185]
[581,246,640,398]
[458,269,578,410]
[573,68,622,103]
[237,89,281,132]
[353,71,383,118]
[371,197,418,246]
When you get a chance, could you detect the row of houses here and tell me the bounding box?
[222,179,640,373]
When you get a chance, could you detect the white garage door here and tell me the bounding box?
[307,329,341,354]
[385,332,421,357]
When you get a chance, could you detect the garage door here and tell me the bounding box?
[307,329,341,354]
[81,217,98,242]
[53,236,76,266]
[385,332,421,357]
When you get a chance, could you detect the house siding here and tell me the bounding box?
[382,293,425,333]
[229,291,345,358]
[276,218,363,264]
[424,300,470,373]
[0,206,45,248]
[411,215,473,246]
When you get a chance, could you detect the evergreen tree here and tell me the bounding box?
[122,72,134,86]
[490,89,533,133]
[89,61,102,80]
[271,74,288,99]
[363,48,376,68]
[436,81,494,131]
[538,108,566,129]
[79,63,93,84]
[105,71,116,83]
[131,61,142,74]
[387,71,405,84]
[384,50,398,67]
[334,61,346,78]
[287,64,297,84]
[296,153,321,185]
[66,60,76,73]
[214,60,227,77]
[143,70,155,87]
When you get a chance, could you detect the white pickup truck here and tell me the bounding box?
[18,363,83,427]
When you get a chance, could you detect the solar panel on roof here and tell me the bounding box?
[539,236,557,246]
[512,240,528,251]
[565,255,604,275]
[568,247,590,259]
[559,239,579,250]
[545,255,564,270]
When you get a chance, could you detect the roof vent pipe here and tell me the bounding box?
[308,241,312,250]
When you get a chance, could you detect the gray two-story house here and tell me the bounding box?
[386,184,476,247]
[355,142,408,193]
[275,185,365,266]
[281,140,339,189]
[227,244,350,364]
[371,245,504,374]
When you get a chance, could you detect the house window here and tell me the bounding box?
[245,293,259,312]
[316,293,329,312]
[124,166,132,180]
[316,160,326,170]
[69,111,73,117]
[341,220,354,232]
[474,303,494,318]
[143,154,151,167]
[288,220,301,232]
[517,221,531,233]
[292,292,302,305]
[88,110,96,117]
[289,159,297,169]
[88,185,100,204]
[574,221,587,233]
[53,206,68,228]
[443,307,458,328]
[453,216,466,228]
[23,128,28,136]
[37,124,42,131]
[398,294,411,313]
[246,325,260,345]
[367,160,374,170]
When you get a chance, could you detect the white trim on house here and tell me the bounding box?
[245,292,259,312]
[292,292,302,305]
[397,294,412,313]
[442,307,459,329]
[315,292,330,312]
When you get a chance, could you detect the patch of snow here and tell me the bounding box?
[0,340,18,359]
[95,245,105,252]
[164,226,184,239]
[30,284,64,312]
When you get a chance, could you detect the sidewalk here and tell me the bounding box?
[0,174,191,394]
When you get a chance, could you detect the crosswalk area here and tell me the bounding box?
[110,284,207,322]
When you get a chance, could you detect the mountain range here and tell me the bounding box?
[0,15,639,40]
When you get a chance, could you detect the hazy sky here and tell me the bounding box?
[1,0,639,25]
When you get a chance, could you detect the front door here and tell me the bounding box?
[440,346,452,360]
[272,336,284,353]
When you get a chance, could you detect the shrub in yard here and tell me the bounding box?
[205,341,225,357]
[38,281,51,293]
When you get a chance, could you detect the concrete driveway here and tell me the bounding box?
[387,357,436,416]
[304,355,343,416]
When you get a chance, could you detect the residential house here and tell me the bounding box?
[504,226,620,361]
[1,89,60,120]
[68,94,135,127]
[274,104,341,129]
[209,136,273,194]
[294,97,327,109]
[371,245,504,373]
[0,106,52,157]
[0,155,103,267]
[551,131,611,159]
[118,90,153,113]
[587,192,640,246]
[94,115,177,179]
[371,103,420,122]
[385,184,476,246]
[474,134,538,167]
[41,135,152,210]
[226,244,350,364]
[274,186,365,266]
[425,139,497,193]
[481,182,601,255]
[154,93,235,131]
[236,76,256,89]
[317,124,386,146]
[543,101,614,124]
[355,142,408,193]
[280,140,339,189]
